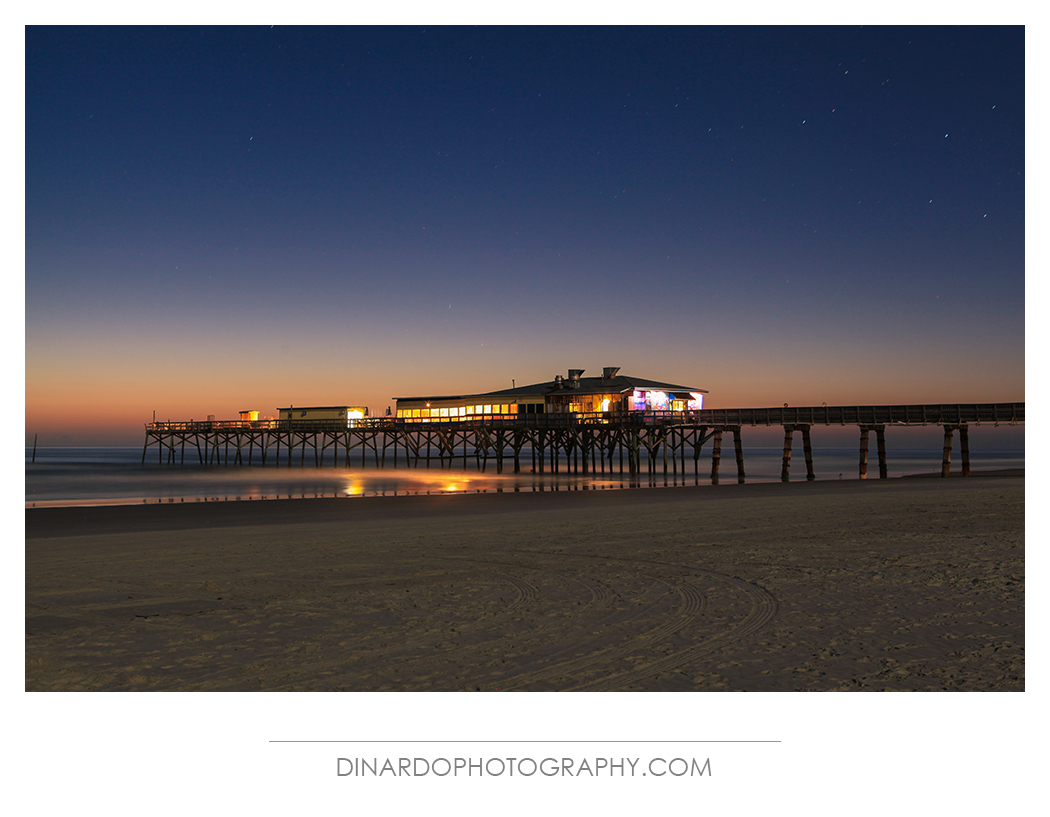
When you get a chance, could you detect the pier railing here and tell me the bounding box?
[145,403,1023,434]
[144,412,701,432]
[693,403,1023,427]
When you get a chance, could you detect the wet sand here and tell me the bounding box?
[25,473,1024,691]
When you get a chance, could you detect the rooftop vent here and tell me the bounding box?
[567,369,585,389]
[602,366,621,380]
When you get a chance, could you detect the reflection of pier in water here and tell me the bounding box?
[143,403,1024,483]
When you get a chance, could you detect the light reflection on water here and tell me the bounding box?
[26,464,658,508]
[25,447,1024,508]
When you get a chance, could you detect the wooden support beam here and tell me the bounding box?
[960,425,970,476]
[859,427,869,479]
[801,424,814,481]
[711,428,722,484]
[733,427,745,483]
[876,425,887,479]
[781,425,793,482]
[942,425,954,477]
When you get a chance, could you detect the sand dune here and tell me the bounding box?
[25,474,1024,691]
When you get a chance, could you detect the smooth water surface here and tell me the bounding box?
[25,446,1024,508]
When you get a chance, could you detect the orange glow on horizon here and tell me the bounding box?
[25,347,1025,446]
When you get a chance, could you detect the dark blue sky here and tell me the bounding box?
[26,26,1025,443]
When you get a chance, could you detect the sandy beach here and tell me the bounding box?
[25,473,1024,691]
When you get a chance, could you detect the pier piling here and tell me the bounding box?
[781,425,813,482]
[711,429,723,485]
[732,427,746,483]
[876,425,887,479]
[941,424,970,477]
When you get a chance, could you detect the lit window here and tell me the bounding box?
[647,391,669,410]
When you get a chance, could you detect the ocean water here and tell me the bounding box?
[25,445,1025,508]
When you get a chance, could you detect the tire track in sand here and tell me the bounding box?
[317,565,612,687]
[446,552,706,691]
[425,554,696,685]
[567,560,778,691]
[492,552,775,691]
[259,569,546,687]
[426,554,619,645]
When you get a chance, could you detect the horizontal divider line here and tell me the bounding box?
[270,739,781,744]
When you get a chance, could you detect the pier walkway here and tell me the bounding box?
[142,402,1023,482]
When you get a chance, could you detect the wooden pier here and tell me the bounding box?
[142,402,1023,482]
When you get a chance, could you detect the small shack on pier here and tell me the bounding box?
[278,406,370,426]
[393,368,707,422]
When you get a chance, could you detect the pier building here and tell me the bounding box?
[278,406,369,425]
[393,368,706,422]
